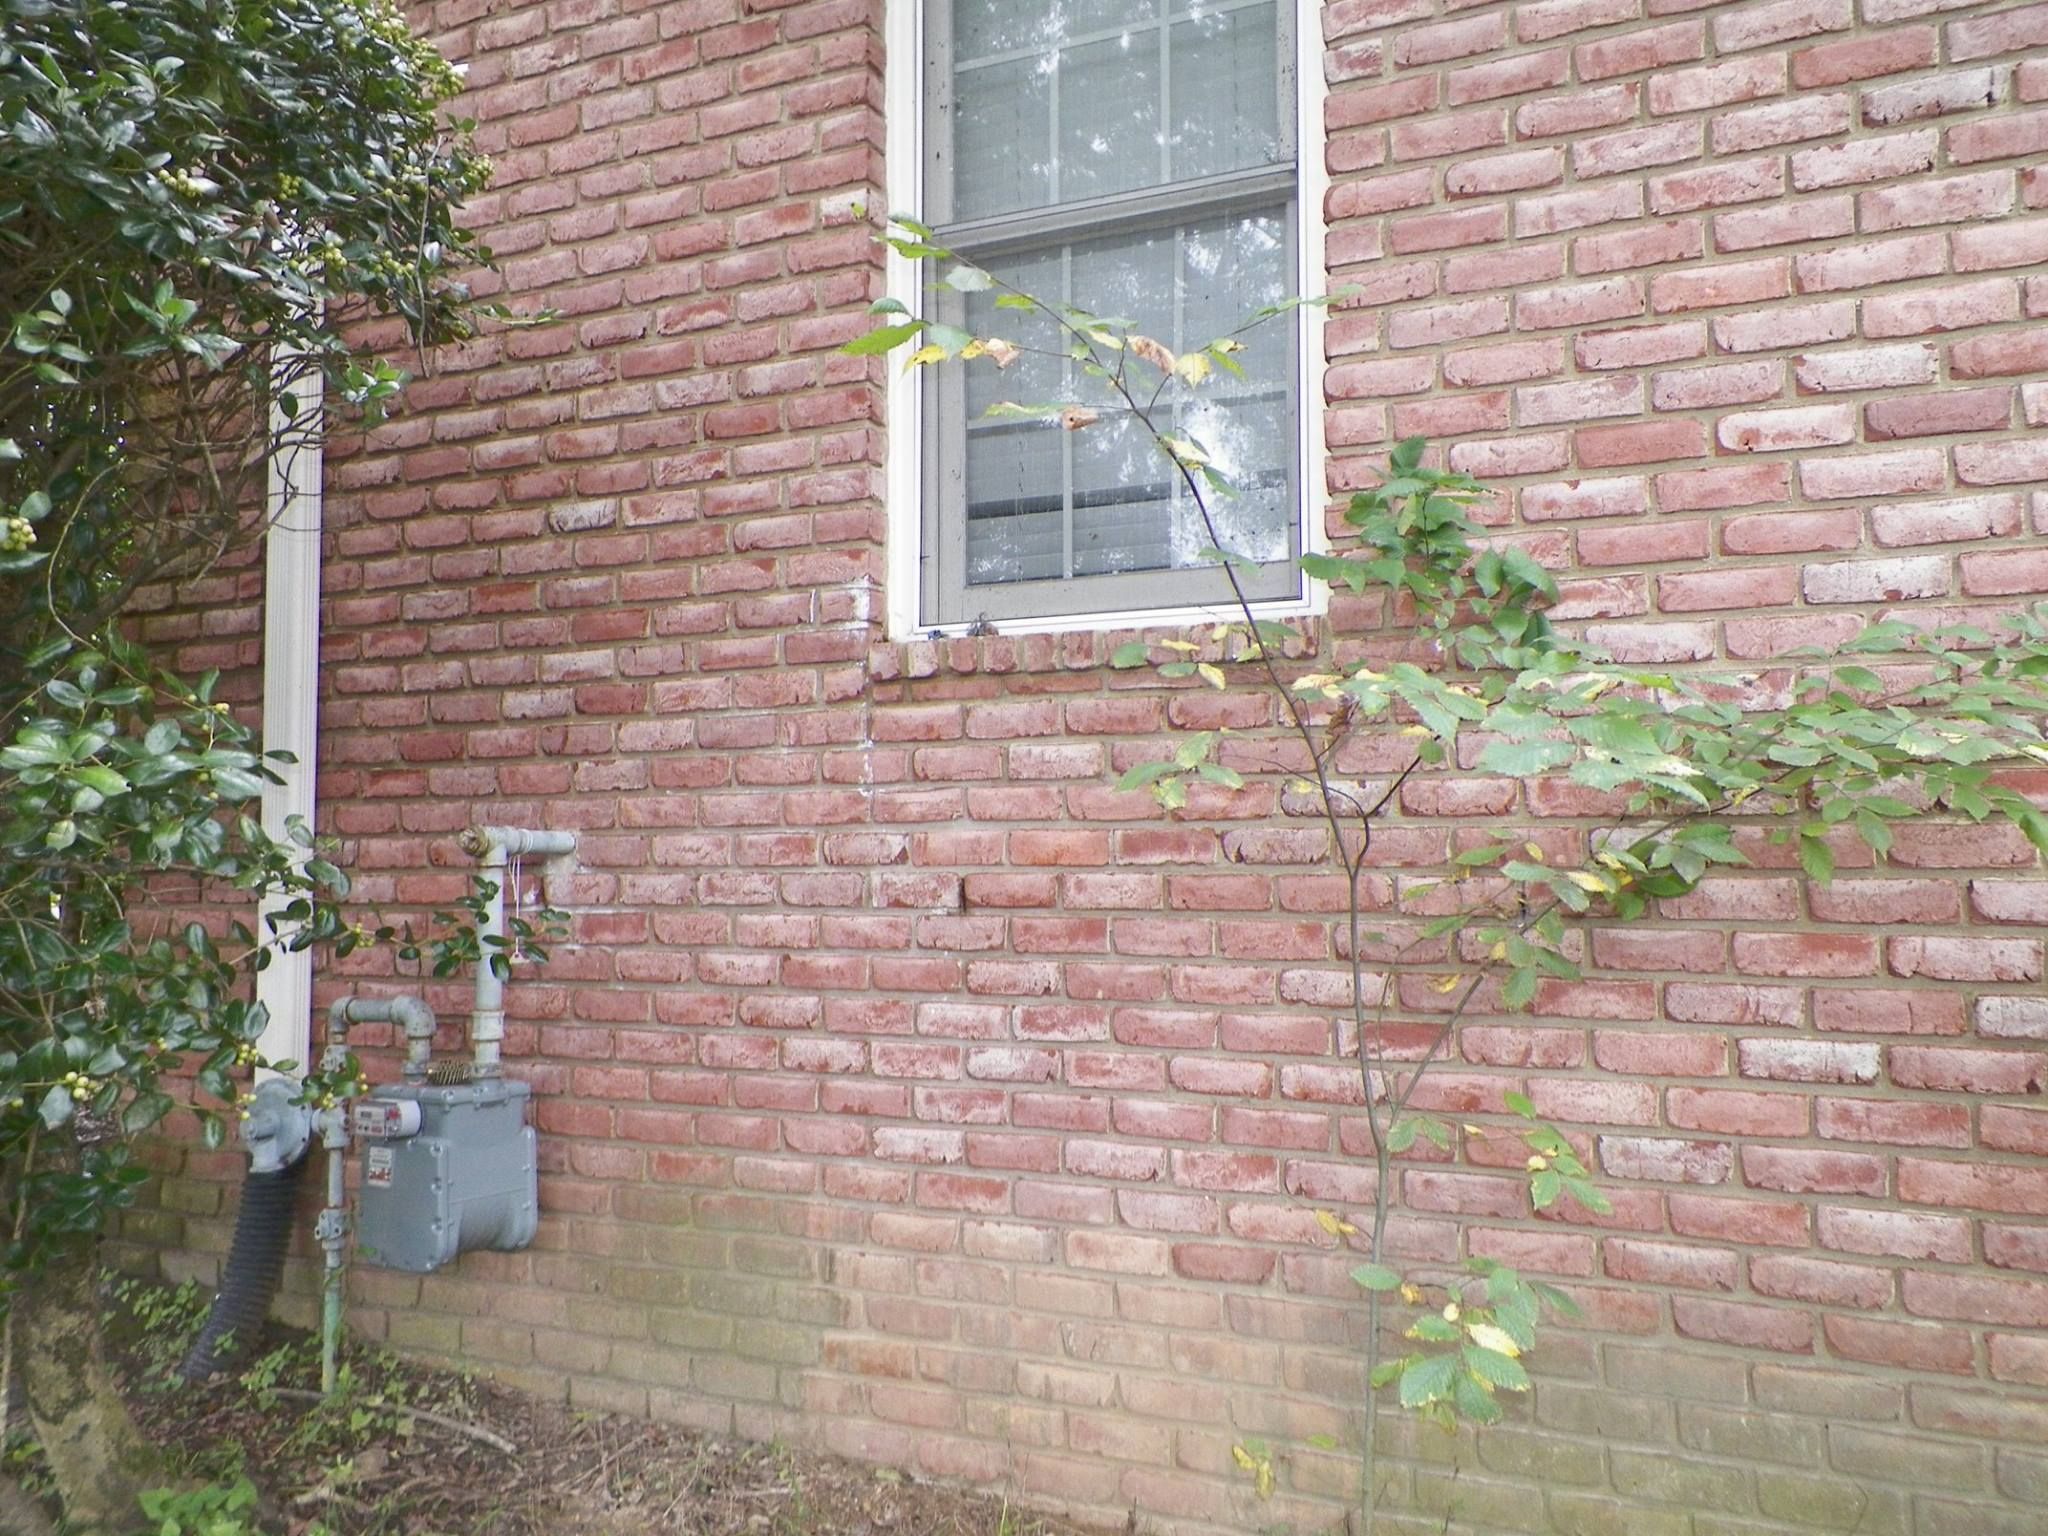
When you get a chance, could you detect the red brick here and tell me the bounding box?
[1447,48,1570,106]
[1599,1136,1733,1184]
[1718,404,1855,452]
[1714,300,1856,353]
[1649,157,1786,215]
[1791,129,1937,190]
[1674,1296,1813,1353]
[1824,1315,1975,1375]
[1575,220,1705,276]
[1866,279,2022,338]
[1949,107,2048,164]
[1655,59,1786,120]
[1712,0,1852,52]
[1743,1146,1887,1196]
[1669,1192,1811,1246]
[1656,462,1788,511]
[1798,447,1945,499]
[1516,83,1641,138]
[1864,66,2004,125]
[1954,216,2048,271]
[1651,259,1791,315]
[1605,1239,1739,1290]
[1804,555,1953,604]
[1900,1157,2048,1215]
[1961,548,2048,597]
[1576,419,1709,468]
[1715,94,1853,152]
[1719,509,1860,555]
[1948,3,2048,62]
[1793,26,1938,88]
[1862,170,2016,231]
[1904,1269,2048,1328]
[1818,1205,1972,1262]
[1668,1088,1806,1137]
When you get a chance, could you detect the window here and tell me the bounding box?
[899,0,1308,631]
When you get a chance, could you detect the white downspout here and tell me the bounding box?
[256,345,323,1076]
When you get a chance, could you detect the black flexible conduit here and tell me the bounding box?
[179,1155,310,1381]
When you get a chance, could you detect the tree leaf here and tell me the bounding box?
[842,321,922,356]
[1463,1342,1531,1392]
[39,1084,73,1128]
[1397,1353,1459,1408]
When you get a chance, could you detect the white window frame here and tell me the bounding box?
[881,0,1329,641]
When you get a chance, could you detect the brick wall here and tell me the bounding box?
[127,0,2048,1531]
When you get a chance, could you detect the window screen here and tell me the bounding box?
[919,0,1302,627]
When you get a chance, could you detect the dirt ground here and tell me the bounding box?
[102,1279,1103,1536]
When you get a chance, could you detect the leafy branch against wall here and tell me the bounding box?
[0,0,501,1248]
[0,0,494,645]
[850,215,2048,1519]
[0,2,508,1524]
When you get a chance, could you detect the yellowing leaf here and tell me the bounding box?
[1400,1283,1424,1304]
[1312,1209,1343,1236]
[1129,334,1177,373]
[1564,871,1610,893]
[1231,1444,1257,1473]
[1431,974,1461,993]
[1197,662,1227,691]
[1524,842,1546,863]
[904,344,945,371]
[1464,1322,1524,1360]
[1174,350,1213,386]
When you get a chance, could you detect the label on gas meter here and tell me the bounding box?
[365,1145,395,1189]
[352,1099,423,1139]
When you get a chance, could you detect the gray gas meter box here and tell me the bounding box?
[353,1079,538,1273]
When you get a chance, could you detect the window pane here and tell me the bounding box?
[941,0,1285,221]
[952,205,1295,596]
[1169,3,1282,181]
[965,425,1064,586]
[1057,35,1161,202]
[953,57,1053,220]
[955,0,1153,59]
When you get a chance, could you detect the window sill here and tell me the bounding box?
[867,607,1325,684]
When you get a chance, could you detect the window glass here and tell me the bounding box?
[958,209,1294,596]
[946,0,1289,221]
[923,0,1298,625]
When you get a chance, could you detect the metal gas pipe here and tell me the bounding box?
[455,826,577,1077]
[316,994,434,1392]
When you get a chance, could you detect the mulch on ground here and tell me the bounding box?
[111,1280,1100,1536]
